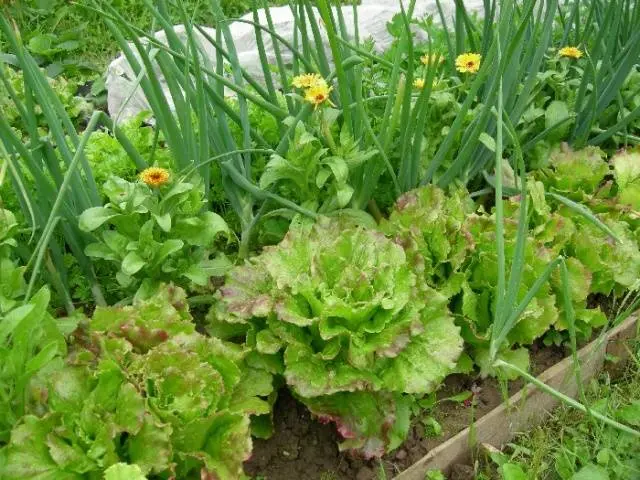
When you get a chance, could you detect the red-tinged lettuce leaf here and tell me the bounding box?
[210,264,275,327]
[284,341,383,397]
[211,219,463,455]
[299,391,412,459]
[132,340,227,425]
[3,287,264,480]
[381,185,475,293]
[378,313,464,394]
[91,284,194,352]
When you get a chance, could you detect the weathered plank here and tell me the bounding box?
[395,314,639,480]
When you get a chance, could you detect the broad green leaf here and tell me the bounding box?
[152,212,172,232]
[121,252,146,276]
[1,415,81,480]
[571,464,610,480]
[127,414,172,475]
[78,207,120,232]
[612,150,640,208]
[501,463,528,480]
[544,100,571,141]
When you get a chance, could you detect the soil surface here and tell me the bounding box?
[244,341,567,480]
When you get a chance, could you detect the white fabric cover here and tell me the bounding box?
[106,1,486,121]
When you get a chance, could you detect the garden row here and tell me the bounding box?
[1,144,639,479]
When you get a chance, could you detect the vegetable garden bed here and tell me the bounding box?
[243,313,638,480]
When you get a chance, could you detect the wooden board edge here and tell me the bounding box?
[394,314,639,480]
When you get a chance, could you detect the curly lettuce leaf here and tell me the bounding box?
[381,185,475,295]
[300,391,412,459]
[2,285,267,480]
[91,284,194,352]
[568,213,640,294]
[462,213,560,347]
[542,145,609,197]
[612,149,640,209]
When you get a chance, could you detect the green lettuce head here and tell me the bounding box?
[381,185,475,298]
[538,145,610,199]
[460,212,560,349]
[1,285,270,480]
[210,218,463,456]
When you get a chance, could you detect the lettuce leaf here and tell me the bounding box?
[301,391,412,459]
[612,149,640,209]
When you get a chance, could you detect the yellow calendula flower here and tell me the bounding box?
[292,73,325,89]
[304,82,334,107]
[455,53,482,74]
[558,46,583,59]
[420,53,444,66]
[140,167,170,187]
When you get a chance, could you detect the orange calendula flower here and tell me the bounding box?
[292,73,325,89]
[558,46,583,59]
[455,53,481,74]
[304,83,333,107]
[420,53,444,66]
[140,167,170,187]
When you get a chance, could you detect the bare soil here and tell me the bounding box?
[244,341,566,480]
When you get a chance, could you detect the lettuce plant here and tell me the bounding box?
[210,218,463,457]
[0,209,71,442]
[0,285,273,480]
[79,175,232,298]
[83,113,174,189]
[381,185,475,298]
[534,146,640,296]
[542,146,610,198]
[458,211,559,375]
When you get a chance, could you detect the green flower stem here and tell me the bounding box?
[320,109,338,154]
[494,359,640,438]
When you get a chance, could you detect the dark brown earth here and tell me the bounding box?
[244,341,567,480]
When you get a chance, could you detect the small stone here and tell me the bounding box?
[280,441,300,460]
[395,449,407,460]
